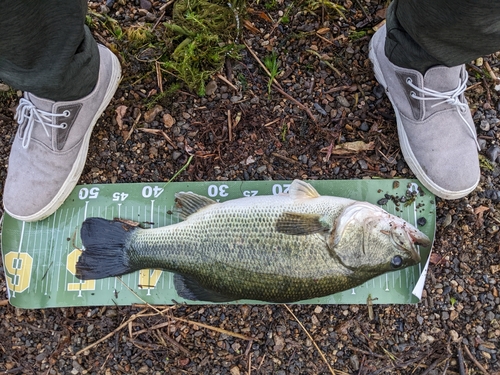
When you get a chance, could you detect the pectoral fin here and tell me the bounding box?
[174,274,238,302]
[276,212,331,235]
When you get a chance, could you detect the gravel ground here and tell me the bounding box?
[1,1,500,374]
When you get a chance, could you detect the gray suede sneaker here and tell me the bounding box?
[369,24,480,199]
[4,44,121,221]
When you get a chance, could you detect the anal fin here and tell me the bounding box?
[173,274,238,302]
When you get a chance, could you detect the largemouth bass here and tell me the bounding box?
[76,180,430,303]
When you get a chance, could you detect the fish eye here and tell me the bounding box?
[391,255,403,269]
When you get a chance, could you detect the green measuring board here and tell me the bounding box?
[1,179,435,308]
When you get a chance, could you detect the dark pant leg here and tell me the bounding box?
[0,0,99,101]
[385,0,500,74]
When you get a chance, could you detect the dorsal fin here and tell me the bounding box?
[288,180,321,199]
[174,192,217,220]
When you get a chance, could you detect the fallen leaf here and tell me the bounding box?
[331,141,375,155]
[144,104,163,122]
[317,27,330,35]
[429,253,443,265]
[243,19,260,34]
[474,206,489,215]
[115,105,128,130]
[257,11,273,23]
[491,264,500,274]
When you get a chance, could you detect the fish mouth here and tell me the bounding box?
[408,229,430,263]
[409,229,431,248]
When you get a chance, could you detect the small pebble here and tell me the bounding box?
[313,103,327,115]
[485,145,500,162]
[139,0,152,10]
[359,122,370,131]
[336,95,350,108]
[480,120,490,131]
[205,80,217,95]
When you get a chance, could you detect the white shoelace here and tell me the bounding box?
[406,73,480,150]
[14,98,70,149]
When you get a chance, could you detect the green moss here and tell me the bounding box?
[162,0,245,96]
[145,83,181,110]
[479,154,495,171]
[125,25,155,49]
[303,0,345,19]
[349,30,367,40]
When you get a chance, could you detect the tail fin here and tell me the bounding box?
[76,218,137,280]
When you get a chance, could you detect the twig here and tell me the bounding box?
[354,0,372,21]
[457,345,467,375]
[484,60,500,83]
[271,152,299,164]
[263,118,281,127]
[243,41,283,91]
[137,128,177,148]
[156,61,163,93]
[217,73,238,91]
[420,357,450,375]
[442,357,450,375]
[76,309,149,355]
[271,83,317,124]
[257,354,266,370]
[228,109,233,142]
[463,344,490,375]
[283,305,337,375]
[124,112,141,142]
[116,276,164,315]
[243,40,317,123]
[171,316,252,341]
[248,352,252,375]
[159,0,175,12]
[307,49,342,77]
[347,346,386,359]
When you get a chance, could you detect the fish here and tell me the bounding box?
[75,180,430,303]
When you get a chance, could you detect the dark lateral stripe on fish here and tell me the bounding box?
[76,218,135,280]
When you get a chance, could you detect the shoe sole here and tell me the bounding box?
[7,48,122,222]
[368,37,478,200]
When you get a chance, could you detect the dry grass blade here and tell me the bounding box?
[137,127,177,148]
[217,73,238,91]
[484,60,499,83]
[228,109,233,142]
[171,316,253,341]
[283,304,340,375]
[463,344,491,375]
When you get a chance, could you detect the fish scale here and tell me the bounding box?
[76,180,430,303]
